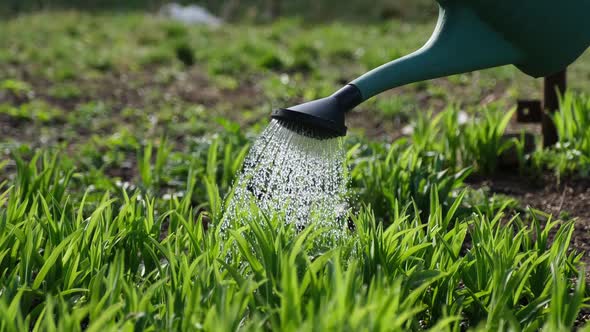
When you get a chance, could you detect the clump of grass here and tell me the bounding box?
[0,101,63,123]
[139,46,174,66]
[349,139,470,221]
[0,79,34,99]
[394,94,590,179]
[536,91,590,179]
[47,83,82,99]
[380,104,516,175]
[553,90,590,151]
[163,22,189,39]
[461,106,515,174]
[87,55,113,72]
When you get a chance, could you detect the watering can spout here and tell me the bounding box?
[351,5,524,100]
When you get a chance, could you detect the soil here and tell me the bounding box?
[467,172,590,265]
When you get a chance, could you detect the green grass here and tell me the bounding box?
[2,9,590,330]
[0,131,587,331]
[533,92,590,180]
[2,97,590,329]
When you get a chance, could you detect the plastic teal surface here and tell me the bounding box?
[351,0,590,101]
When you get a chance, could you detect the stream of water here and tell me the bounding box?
[222,119,350,241]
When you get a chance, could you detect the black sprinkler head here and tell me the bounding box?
[271,84,363,139]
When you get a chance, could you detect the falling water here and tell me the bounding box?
[222,119,350,242]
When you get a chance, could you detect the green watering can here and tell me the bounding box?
[272,0,590,138]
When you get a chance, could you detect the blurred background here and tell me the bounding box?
[0,0,588,152]
[1,0,438,22]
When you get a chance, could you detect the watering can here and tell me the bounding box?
[272,0,590,138]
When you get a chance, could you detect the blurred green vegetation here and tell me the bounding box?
[1,0,437,22]
[1,10,589,180]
